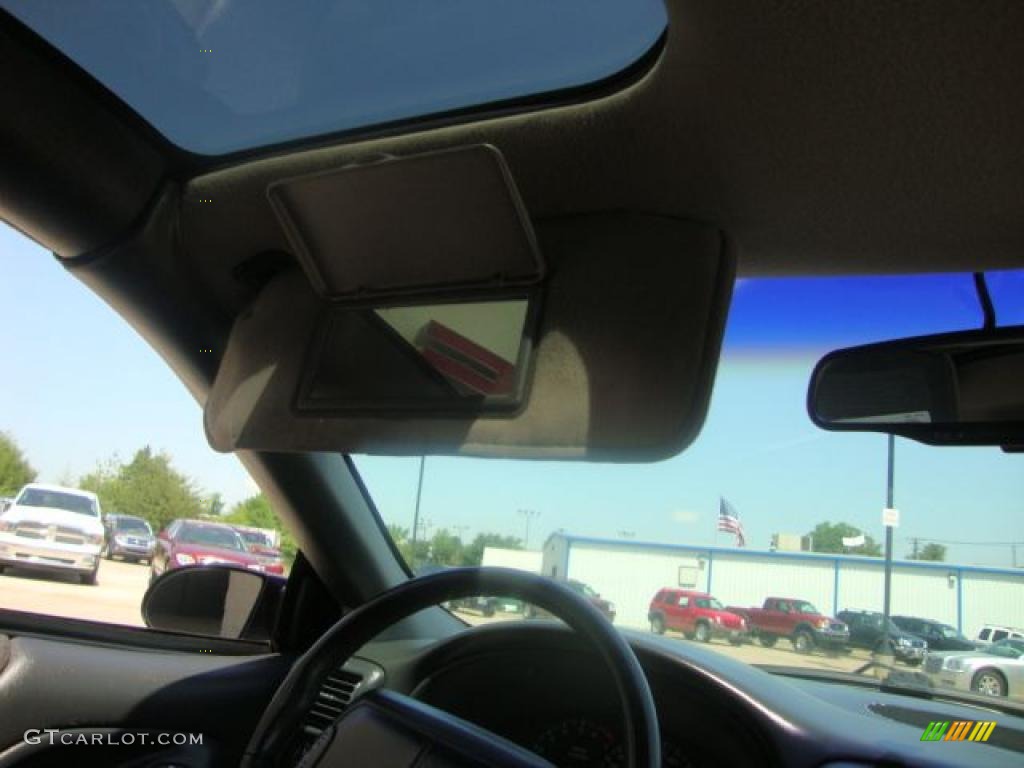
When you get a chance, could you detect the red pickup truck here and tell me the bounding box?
[728,597,849,654]
[648,588,748,644]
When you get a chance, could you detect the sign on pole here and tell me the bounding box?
[882,507,900,528]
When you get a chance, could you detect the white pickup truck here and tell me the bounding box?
[0,483,105,584]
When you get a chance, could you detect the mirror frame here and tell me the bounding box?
[807,325,1024,448]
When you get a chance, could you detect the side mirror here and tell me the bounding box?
[142,566,285,642]
[808,325,1024,447]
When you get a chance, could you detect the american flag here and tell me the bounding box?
[718,497,746,547]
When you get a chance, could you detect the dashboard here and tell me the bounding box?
[370,622,1024,768]
[411,646,761,766]
[401,626,774,767]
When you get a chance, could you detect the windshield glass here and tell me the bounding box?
[177,524,243,551]
[239,530,274,548]
[16,488,98,517]
[1,0,666,155]
[357,270,1024,696]
[988,640,1024,658]
[116,518,151,534]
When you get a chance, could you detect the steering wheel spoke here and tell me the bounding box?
[301,689,553,768]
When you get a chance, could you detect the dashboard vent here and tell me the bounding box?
[302,667,364,737]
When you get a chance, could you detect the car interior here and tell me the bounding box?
[1,2,1023,767]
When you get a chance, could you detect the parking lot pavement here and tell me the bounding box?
[0,558,149,627]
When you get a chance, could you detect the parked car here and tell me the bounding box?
[528,579,615,623]
[730,597,848,653]
[975,624,1024,648]
[838,610,927,665]
[232,526,286,575]
[650,588,748,644]
[102,513,156,564]
[151,519,266,582]
[891,616,975,651]
[0,484,104,585]
[924,638,1024,699]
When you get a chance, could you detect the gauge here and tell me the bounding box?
[534,718,622,766]
[661,740,697,768]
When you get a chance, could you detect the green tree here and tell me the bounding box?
[805,521,882,556]
[206,492,225,517]
[79,447,203,531]
[909,542,946,562]
[460,533,523,567]
[0,432,36,497]
[222,494,297,565]
[386,523,409,545]
[429,528,464,567]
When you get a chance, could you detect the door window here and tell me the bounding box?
[0,223,295,633]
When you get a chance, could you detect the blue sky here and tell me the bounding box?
[1,224,1021,567]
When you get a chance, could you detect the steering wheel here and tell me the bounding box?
[242,567,660,767]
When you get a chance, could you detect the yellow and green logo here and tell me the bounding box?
[921,721,996,742]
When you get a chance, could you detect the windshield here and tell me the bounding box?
[115,518,151,534]
[177,524,244,551]
[240,530,274,548]
[1,0,666,155]
[16,488,98,517]
[697,598,725,610]
[988,640,1024,658]
[358,270,1024,697]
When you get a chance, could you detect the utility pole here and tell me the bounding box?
[881,434,896,659]
[410,456,426,571]
[517,509,540,549]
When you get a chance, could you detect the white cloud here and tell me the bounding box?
[670,509,700,525]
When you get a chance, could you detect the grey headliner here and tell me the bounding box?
[178,0,1024,315]
[3,1,1023,288]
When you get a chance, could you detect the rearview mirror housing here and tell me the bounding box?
[808,325,1024,447]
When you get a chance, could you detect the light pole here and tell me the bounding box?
[518,509,540,549]
[881,434,896,658]
[410,456,426,571]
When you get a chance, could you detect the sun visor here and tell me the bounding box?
[267,145,543,302]
[205,213,734,461]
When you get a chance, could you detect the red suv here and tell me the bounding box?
[151,519,266,583]
[648,588,748,644]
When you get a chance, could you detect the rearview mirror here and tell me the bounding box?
[142,566,285,642]
[808,326,1024,447]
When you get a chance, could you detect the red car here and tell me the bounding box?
[648,588,748,644]
[233,526,286,576]
[151,519,266,582]
[729,597,849,654]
